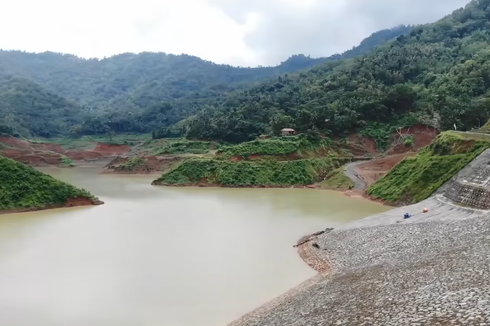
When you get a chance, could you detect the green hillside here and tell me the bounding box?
[0,156,100,212]
[154,158,342,187]
[186,0,490,143]
[0,73,84,137]
[367,131,490,205]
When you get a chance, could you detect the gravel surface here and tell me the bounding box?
[231,215,490,326]
[337,195,485,230]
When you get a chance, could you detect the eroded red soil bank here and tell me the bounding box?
[0,137,130,166]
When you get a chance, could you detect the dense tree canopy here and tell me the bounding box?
[185,0,490,143]
[0,25,410,137]
[0,73,85,137]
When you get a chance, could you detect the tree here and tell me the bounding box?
[270,114,294,136]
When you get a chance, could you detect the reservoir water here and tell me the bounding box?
[0,166,389,326]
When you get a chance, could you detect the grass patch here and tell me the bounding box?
[320,167,354,190]
[367,131,490,205]
[403,135,415,147]
[0,155,96,211]
[150,140,214,155]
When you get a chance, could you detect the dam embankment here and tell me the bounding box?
[230,149,490,326]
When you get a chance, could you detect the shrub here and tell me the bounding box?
[403,135,415,147]
[61,156,76,167]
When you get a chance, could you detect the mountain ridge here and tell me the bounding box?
[0,25,412,137]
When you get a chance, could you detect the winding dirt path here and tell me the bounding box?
[344,161,368,190]
[344,153,416,190]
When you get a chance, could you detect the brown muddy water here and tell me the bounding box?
[0,166,389,326]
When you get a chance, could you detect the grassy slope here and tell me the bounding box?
[0,156,97,211]
[320,167,355,190]
[154,158,342,187]
[367,131,490,205]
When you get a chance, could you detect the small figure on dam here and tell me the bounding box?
[404,212,412,219]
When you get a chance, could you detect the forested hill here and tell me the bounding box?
[0,72,84,137]
[186,0,490,143]
[0,51,327,106]
[0,25,411,137]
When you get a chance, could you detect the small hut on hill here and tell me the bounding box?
[281,128,296,136]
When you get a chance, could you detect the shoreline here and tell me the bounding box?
[152,181,393,206]
[228,155,490,325]
[102,170,162,176]
[229,204,489,325]
[295,230,333,274]
[0,197,104,216]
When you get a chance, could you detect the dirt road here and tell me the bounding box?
[344,153,415,190]
[344,161,368,190]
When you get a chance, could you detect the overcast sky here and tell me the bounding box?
[0,0,470,66]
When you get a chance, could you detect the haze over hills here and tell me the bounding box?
[0,25,412,137]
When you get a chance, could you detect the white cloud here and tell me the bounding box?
[0,0,471,66]
[208,0,470,65]
[0,0,257,65]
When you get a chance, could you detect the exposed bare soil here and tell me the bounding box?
[342,124,438,189]
[0,136,131,166]
[93,143,131,155]
[387,124,438,154]
[354,153,416,187]
[0,136,32,149]
[345,134,378,156]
